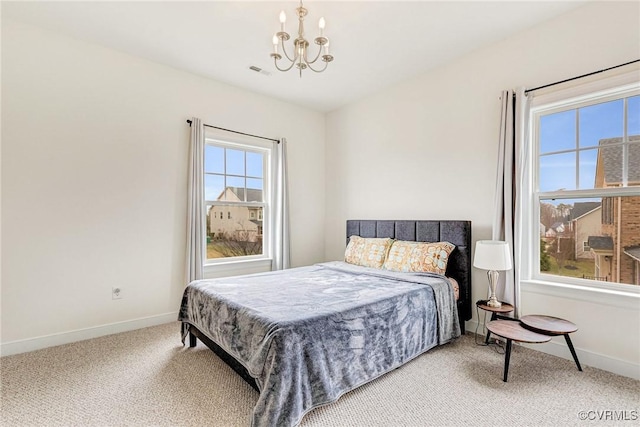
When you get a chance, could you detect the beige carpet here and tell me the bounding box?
[1,322,638,426]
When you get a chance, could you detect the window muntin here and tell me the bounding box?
[204,139,270,262]
[532,88,640,288]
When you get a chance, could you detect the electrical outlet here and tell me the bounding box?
[112,287,123,300]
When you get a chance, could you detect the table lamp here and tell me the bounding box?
[473,240,512,308]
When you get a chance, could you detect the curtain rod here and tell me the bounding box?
[524,59,639,95]
[186,120,280,143]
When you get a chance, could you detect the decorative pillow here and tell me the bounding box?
[344,236,366,265]
[344,236,393,268]
[383,240,456,275]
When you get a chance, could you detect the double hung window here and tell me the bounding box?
[529,75,640,289]
[204,137,271,263]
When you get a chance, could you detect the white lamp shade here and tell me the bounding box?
[473,240,512,271]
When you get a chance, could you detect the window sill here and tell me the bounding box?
[521,279,640,310]
[203,258,272,279]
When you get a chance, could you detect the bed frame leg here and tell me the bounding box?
[189,331,197,347]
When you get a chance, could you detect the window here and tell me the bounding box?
[204,137,271,263]
[529,75,640,289]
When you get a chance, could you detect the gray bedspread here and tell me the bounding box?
[178,261,460,427]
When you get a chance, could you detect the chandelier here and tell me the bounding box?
[270,0,334,77]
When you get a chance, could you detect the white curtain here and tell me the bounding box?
[185,117,205,284]
[493,88,530,317]
[272,138,290,270]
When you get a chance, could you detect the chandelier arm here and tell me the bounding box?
[273,56,298,72]
[280,38,296,63]
[306,44,323,64]
[306,59,329,73]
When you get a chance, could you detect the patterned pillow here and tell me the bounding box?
[344,236,366,265]
[383,240,456,275]
[344,236,393,268]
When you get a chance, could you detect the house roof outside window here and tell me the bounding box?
[217,187,263,202]
[570,202,602,221]
[623,245,640,262]
[596,135,640,186]
[587,235,614,251]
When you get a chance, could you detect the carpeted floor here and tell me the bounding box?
[1,322,638,426]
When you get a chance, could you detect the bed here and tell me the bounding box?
[179,219,471,427]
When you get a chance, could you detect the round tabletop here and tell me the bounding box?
[520,315,578,334]
[486,320,551,344]
[476,300,514,314]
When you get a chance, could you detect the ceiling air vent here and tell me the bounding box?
[249,65,271,76]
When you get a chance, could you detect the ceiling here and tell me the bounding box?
[3,1,588,112]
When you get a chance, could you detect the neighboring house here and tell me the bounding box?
[588,136,640,285]
[545,221,565,238]
[587,235,614,281]
[569,202,601,260]
[539,223,546,237]
[623,245,640,285]
[208,187,263,243]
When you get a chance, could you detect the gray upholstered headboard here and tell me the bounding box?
[346,220,472,324]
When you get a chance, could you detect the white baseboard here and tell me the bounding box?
[0,312,178,357]
[464,320,640,380]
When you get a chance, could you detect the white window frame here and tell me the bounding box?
[521,71,640,304]
[202,130,274,272]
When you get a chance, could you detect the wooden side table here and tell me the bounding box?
[520,314,582,372]
[486,320,551,382]
[476,300,515,344]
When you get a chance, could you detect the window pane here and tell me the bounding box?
[578,99,623,149]
[596,142,624,187]
[207,204,264,259]
[247,152,264,178]
[247,178,263,190]
[205,145,224,173]
[627,95,640,136]
[226,149,245,176]
[630,142,640,186]
[540,152,576,191]
[205,174,224,201]
[539,196,640,286]
[540,110,575,154]
[223,176,245,202]
[578,148,598,190]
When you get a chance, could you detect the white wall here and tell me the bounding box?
[325,2,640,378]
[1,22,325,350]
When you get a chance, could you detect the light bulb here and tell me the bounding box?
[273,35,279,54]
[279,11,286,23]
[319,17,325,30]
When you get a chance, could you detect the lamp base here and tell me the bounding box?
[487,296,502,308]
[487,270,501,308]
